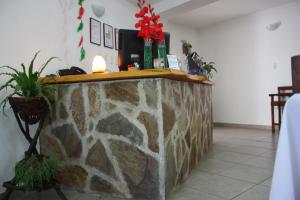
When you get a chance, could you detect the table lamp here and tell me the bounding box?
[92,55,107,73]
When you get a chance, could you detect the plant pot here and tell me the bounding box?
[8,97,49,125]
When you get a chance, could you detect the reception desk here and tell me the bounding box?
[40,69,213,200]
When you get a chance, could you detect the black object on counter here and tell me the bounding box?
[58,66,86,76]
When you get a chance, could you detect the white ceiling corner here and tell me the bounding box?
[167,0,299,30]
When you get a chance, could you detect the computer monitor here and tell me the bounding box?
[118,29,170,71]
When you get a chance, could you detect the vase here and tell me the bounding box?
[9,97,49,125]
[157,40,167,68]
[143,38,153,69]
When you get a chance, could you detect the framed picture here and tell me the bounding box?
[115,28,119,50]
[90,18,101,46]
[103,23,114,49]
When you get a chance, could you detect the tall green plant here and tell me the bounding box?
[202,61,217,80]
[15,155,59,190]
[0,51,57,114]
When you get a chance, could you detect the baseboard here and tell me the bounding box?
[214,122,272,131]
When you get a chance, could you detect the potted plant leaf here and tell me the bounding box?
[0,51,60,192]
[0,51,56,122]
[15,154,59,190]
[202,61,217,80]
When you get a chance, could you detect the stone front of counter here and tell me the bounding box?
[40,78,213,200]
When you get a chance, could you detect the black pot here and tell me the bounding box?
[8,97,49,125]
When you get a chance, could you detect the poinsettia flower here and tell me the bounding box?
[135,0,165,42]
[143,7,149,13]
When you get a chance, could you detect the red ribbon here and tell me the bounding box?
[77,7,85,20]
[78,35,84,47]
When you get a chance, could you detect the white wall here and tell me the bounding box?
[0,0,137,192]
[197,1,300,126]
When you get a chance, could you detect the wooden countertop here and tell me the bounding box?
[41,69,214,85]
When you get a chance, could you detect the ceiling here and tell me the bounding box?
[129,0,299,30]
[167,0,298,29]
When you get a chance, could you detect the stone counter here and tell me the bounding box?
[40,78,213,200]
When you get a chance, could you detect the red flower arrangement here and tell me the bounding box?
[135,0,165,42]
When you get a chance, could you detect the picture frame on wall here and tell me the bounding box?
[90,18,101,46]
[115,28,119,50]
[103,23,114,49]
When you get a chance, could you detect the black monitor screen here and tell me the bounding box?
[118,29,170,71]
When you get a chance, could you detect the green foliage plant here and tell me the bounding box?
[0,51,57,114]
[15,155,59,190]
[202,61,217,80]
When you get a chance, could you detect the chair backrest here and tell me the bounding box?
[292,55,300,93]
[278,86,293,102]
[278,86,293,94]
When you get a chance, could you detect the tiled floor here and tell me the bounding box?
[168,126,278,200]
[2,127,278,200]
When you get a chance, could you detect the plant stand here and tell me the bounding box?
[1,97,67,200]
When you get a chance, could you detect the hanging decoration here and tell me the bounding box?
[77,0,86,62]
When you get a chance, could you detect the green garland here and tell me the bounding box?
[77,0,85,62]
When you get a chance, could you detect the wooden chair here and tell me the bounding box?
[292,55,300,93]
[269,86,294,133]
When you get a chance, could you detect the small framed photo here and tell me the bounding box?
[167,55,181,70]
[103,23,114,49]
[115,28,119,50]
[90,18,101,46]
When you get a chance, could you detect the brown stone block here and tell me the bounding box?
[88,84,101,118]
[165,141,177,196]
[52,124,82,159]
[59,103,69,120]
[40,134,65,161]
[71,87,86,135]
[143,80,158,109]
[189,138,197,172]
[90,176,119,194]
[104,81,139,106]
[110,140,147,185]
[185,130,191,148]
[177,154,189,185]
[96,113,143,145]
[162,103,175,139]
[86,140,116,178]
[128,156,160,200]
[57,165,88,189]
[137,112,159,153]
[175,139,182,170]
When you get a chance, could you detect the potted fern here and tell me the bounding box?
[0,51,56,123]
[0,52,60,192]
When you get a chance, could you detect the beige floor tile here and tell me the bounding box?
[225,145,269,156]
[211,151,257,164]
[168,187,225,200]
[197,159,236,173]
[259,149,277,159]
[232,185,270,200]
[183,171,214,188]
[242,156,275,170]
[219,164,272,184]
[188,174,254,199]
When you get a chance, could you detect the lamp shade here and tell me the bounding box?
[92,56,107,73]
[91,0,105,18]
